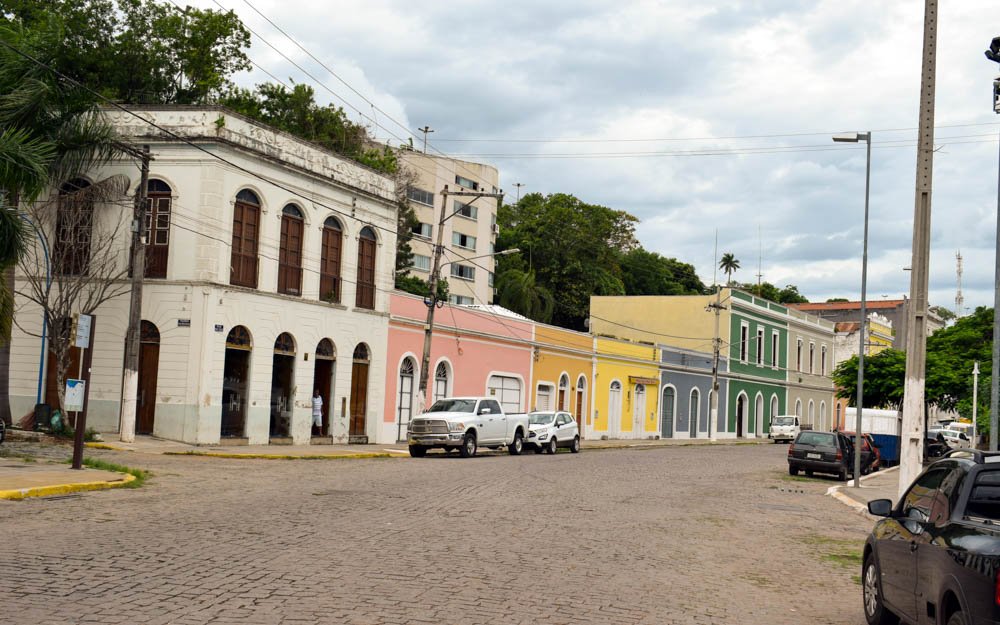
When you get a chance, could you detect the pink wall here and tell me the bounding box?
[383,293,533,424]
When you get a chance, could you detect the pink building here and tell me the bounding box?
[382,292,534,442]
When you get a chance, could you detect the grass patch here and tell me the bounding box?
[0,448,37,462]
[780,474,821,482]
[822,551,863,569]
[77,457,149,488]
[851,575,862,586]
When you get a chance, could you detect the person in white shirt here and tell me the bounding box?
[312,389,324,436]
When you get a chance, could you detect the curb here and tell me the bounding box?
[826,466,899,517]
[584,440,769,450]
[0,472,136,501]
[164,451,396,460]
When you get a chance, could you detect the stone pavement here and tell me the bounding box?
[0,457,133,500]
[1,442,871,624]
[831,467,902,515]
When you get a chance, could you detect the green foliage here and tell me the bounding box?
[495,268,555,323]
[827,297,849,303]
[832,349,907,409]
[496,193,638,329]
[741,281,810,304]
[1,0,251,103]
[930,306,956,323]
[395,274,449,302]
[620,248,707,296]
[79,457,149,487]
[220,82,398,174]
[719,252,740,284]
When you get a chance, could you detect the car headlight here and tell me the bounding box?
[449,422,466,432]
[538,433,548,440]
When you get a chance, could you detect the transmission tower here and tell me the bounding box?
[956,251,964,318]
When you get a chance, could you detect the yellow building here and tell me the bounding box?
[593,337,660,439]
[530,325,595,435]
[867,312,893,355]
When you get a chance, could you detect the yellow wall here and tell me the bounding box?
[593,338,661,435]
[531,325,594,425]
[590,294,724,353]
[868,319,893,355]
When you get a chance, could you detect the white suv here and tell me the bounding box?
[526,411,581,454]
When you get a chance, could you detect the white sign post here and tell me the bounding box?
[65,379,86,412]
[74,313,92,349]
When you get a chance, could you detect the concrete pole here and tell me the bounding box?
[416,185,449,422]
[991,130,1000,451]
[899,0,938,498]
[709,287,722,441]
[973,361,980,448]
[119,146,150,443]
[854,133,872,488]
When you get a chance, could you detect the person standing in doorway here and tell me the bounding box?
[312,389,324,436]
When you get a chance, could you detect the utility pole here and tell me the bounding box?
[416,186,505,418]
[899,0,938,497]
[973,361,981,448]
[418,126,434,153]
[119,145,150,443]
[986,35,1000,451]
[513,183,525,202]
[708,287,725,441]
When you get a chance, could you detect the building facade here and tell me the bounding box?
[530,325,594,434]
[592,338,661,439]
[10,107,398,445]
[658,345,729,439]
[789,299,942,350]
[398,151,499,307]
[784,307,836,431]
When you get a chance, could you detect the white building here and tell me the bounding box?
[10,106,399,445]
[399,151,500,306]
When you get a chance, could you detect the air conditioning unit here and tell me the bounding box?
[491,223,500,235]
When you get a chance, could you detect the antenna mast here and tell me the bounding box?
[956,250,964,318]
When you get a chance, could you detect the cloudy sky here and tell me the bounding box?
[187,0,1000,311]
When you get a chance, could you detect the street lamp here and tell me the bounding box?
[985,36,1000,450]
[833,131,872,488]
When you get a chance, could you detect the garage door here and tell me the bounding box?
[488,375,522,414]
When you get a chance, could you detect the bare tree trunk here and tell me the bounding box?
[0,266,12,426]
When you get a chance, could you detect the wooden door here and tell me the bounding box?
[320,225,343,302]
[278,215,303,295]
[144,193,171,278]
[136,342,159,434]
[350,361,369,436]
[230,199,259,288]
[574,390,583,429]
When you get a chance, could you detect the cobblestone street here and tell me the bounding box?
[1,443,872,624]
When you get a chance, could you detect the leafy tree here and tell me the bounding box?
[719,252,740,285]
[740,281,809,304]
[827,297,849,303]
[930,305,956,324]
[395,274,449,302]
[832,349,907,409]
[776,284,808,304]
[620,248,706,296]
[496,193,637,329]
[495,269,554,323]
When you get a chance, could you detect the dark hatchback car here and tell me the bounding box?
[863,450,1000,625]
[788,430,864,481]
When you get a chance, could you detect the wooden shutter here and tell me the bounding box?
[144,194,170,279]
[356,236,376,309]
[277,215,303,295]
[230,200,259,288]
[320,226,343,303]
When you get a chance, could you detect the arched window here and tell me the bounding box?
[820,401,827,429]
[690,388,701,433]
[397,357,416,437]
[356,227,377,309]
[54,178,93,275]
[353,343,369,362]
[320,216,343,303]
[770,395,779,419]
[274,332,296,355]
[140,320,160,344]
[808,400,815,422]
[795,399,802,417]
[315,338,336,360]
[434,362,450,401]
[225,325,252,350]
[144,179,171,278]
[230,189,261,288]
[558,374,570,410]
[278,204,304,295]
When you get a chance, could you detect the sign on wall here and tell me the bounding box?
[65,379,86,412]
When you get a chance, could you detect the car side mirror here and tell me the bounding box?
[868,499,893,517]
[479,408,491,415]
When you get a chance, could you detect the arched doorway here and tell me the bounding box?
[221,326,252,438]
[608,381,622,436]
[689,388,700,437]
[558,374,569,411]
[754,393,764,438]
[736,392,748,438]
[270,332,296,439]
[396,357,416,442]
[771,395,779,422]
[136,321,160,435]
[661,386,675,438]
[632,384,646,439]
[575,375,586,430]
[795,399,803,417]
[349,343,370,442]
[312,339,336,437]
[808,400,815,427]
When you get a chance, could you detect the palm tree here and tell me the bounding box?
[0,23,120,425]
[496,268,555,323]
[719,253,740,286]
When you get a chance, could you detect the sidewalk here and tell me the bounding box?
[0,457,134,500]
[827,466,901,516]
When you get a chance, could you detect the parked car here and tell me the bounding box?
[926,436,950,459]
[0,418,4,444]
[840,431,880,474]
[929,428,972,450]
[769,415,803,443]
[863,450,1000,625]
[787,430,858,481]
[407,397,529,458]
[526,411,580,454]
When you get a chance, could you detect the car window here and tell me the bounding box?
[796,432,835,446]
[773,416,795,426]
[529,412,555,425]
[901,468,948,526]
[966,470,1000,520]
[931,466,965,525]
[556,414,569,426]
[484,400,502,414]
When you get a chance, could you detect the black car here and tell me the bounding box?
[787,430,861,481]
[863,450,1000,625]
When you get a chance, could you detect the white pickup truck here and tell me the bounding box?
[407,397,530,458]
[769,415,810,443]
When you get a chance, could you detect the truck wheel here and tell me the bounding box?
[570,436,580,453]
[546,437,557,455]
[460,431,477,458]
[508,431,524,455]
[408,445,427,458]
[788,465,798,476]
